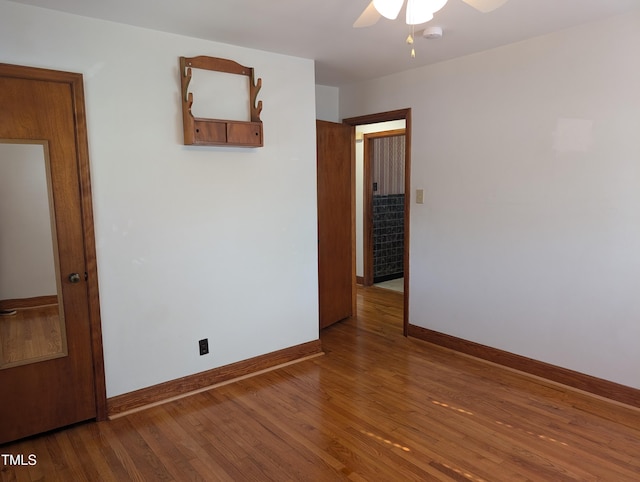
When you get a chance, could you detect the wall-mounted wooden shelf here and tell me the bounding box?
[180,56,263,147]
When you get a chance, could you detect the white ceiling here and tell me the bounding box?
[8,0,640,86]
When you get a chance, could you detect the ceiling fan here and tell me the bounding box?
[354,0,510,28]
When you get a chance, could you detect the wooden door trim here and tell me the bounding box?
[363,134,373,287]
[0,63,107,421]
[349,126,357,317]
[343,109,411,336]
[74,70,108,422]
[362,129,406,287]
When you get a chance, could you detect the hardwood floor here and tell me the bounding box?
[0,304,64,367]
[2,286,639,480]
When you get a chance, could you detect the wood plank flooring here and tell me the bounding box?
[0,304,64,367]
[1,286,639,481]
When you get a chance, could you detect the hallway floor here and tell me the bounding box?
[373,276,403,292]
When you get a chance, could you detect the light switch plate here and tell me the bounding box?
[416,189,424,204]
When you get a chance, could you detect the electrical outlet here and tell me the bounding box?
[199,338,209,356]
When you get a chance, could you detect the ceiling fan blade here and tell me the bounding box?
[353,1,382,28]
[461,0,510,13]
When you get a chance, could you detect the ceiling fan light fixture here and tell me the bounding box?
[372,0,404,20]
[406,0,449,25]
[406,0,434,25]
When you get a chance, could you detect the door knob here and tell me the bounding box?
[68,273,81,283]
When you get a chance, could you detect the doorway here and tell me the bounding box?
[362,129,406,289]
[343,109,411,335]
[0,63,106,444]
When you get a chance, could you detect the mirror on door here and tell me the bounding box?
[0,141,68,369]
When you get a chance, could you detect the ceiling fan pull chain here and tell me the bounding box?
[407,25,416,58]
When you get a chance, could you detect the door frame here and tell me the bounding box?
[0,63,107,421]
[343,109,411,336]
[362,128,406,287]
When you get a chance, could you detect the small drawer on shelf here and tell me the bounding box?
[193,119,226,144]
[227,121,263,147]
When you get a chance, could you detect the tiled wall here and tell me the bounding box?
[373,194,404,282]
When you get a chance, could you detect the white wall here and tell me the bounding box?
[0,1,319,397]
[341,11,640,389]
[315,85,340,122]
[0,143,58,299]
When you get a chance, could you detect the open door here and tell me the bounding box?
[0,64,106,443]
[316,120,355,329]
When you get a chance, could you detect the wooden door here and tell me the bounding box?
[0,64,105,444]
[316,120,354,329]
